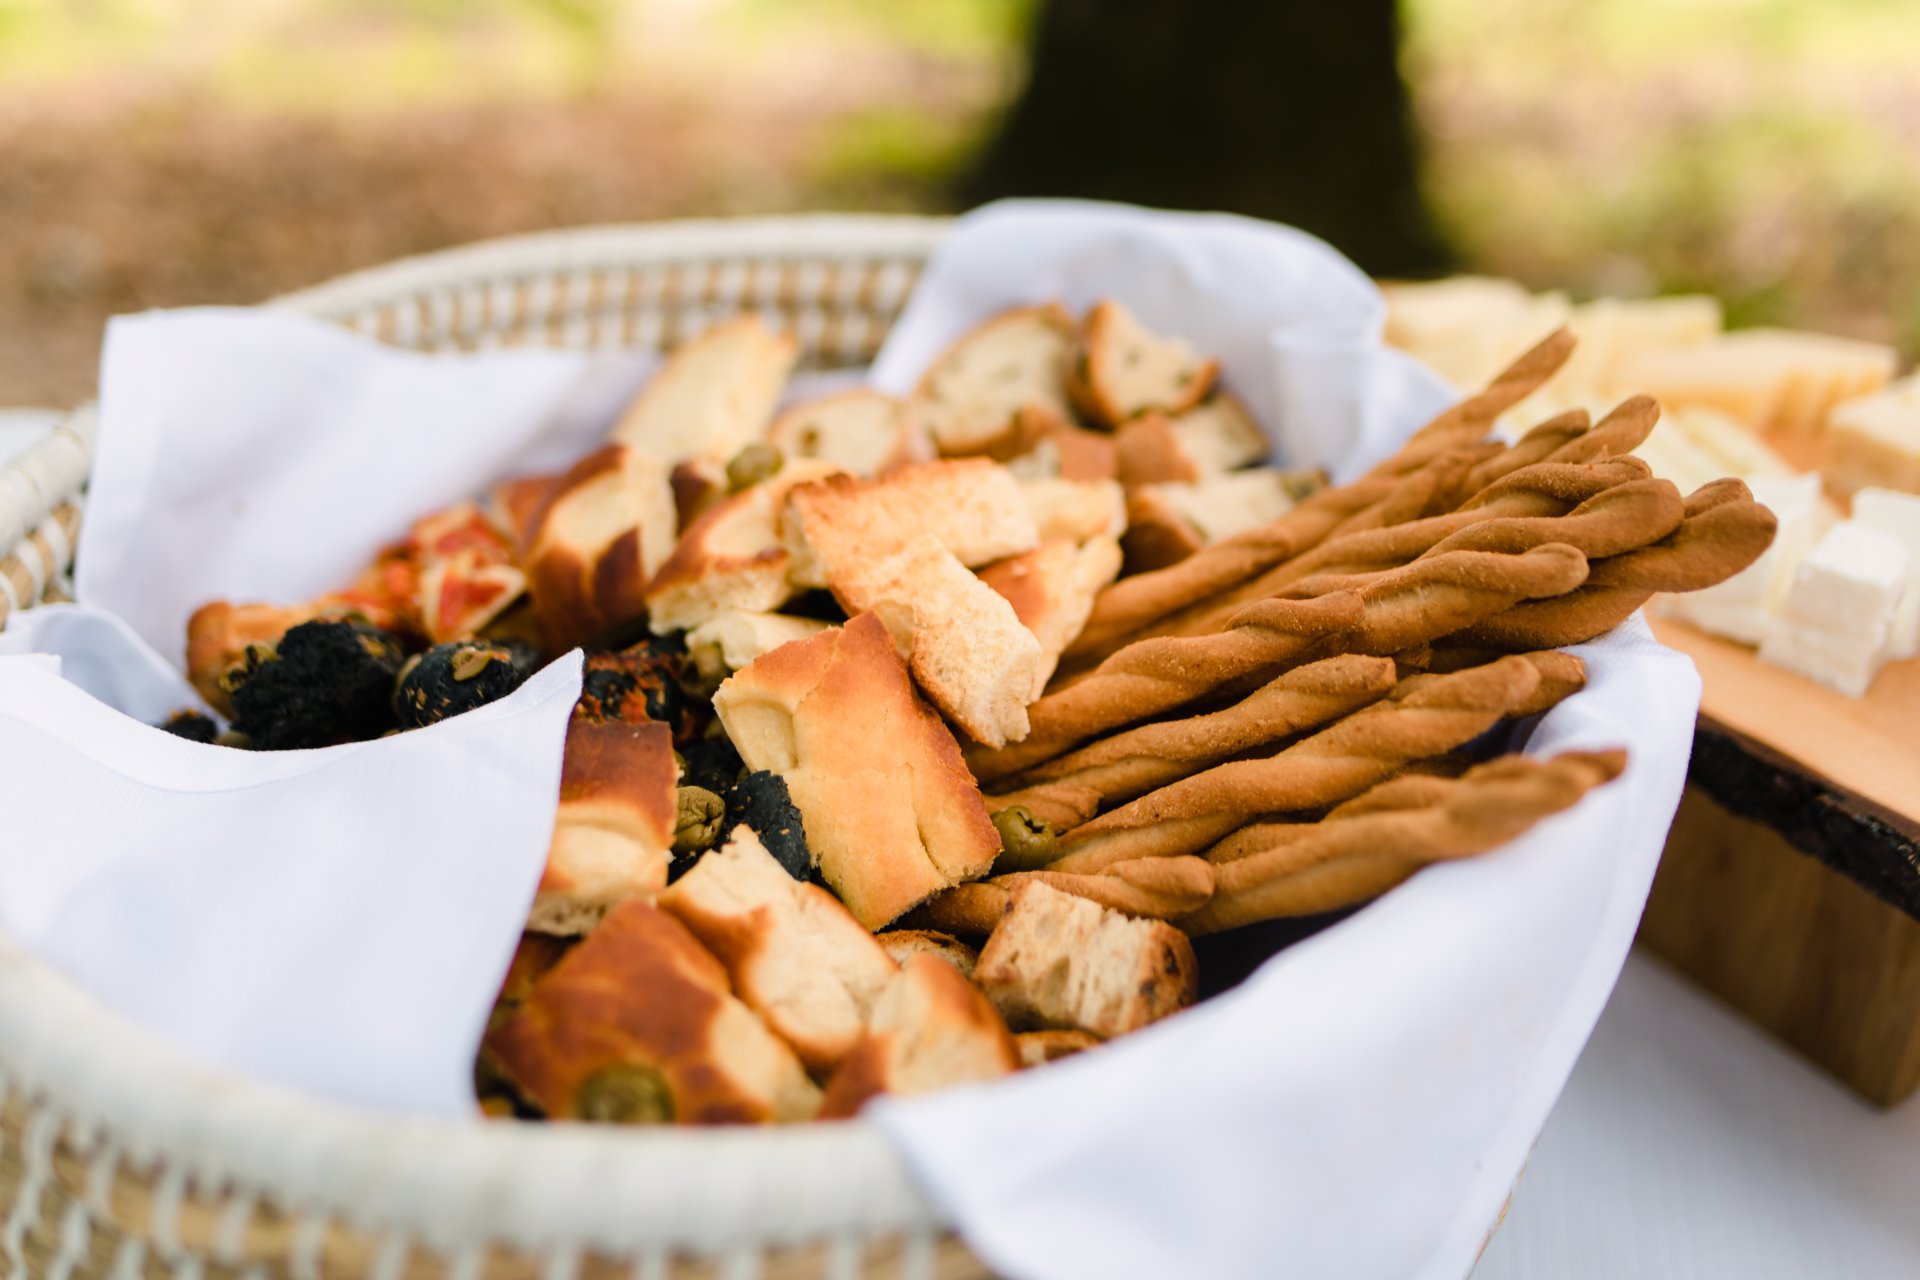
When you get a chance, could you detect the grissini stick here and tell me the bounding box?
[1537,394,1661,467]
[1179,749,1627,933]
[1365,327,1578,479]
[1452,408,1591,499]
[986,654,1399,823]
[1049,656,1545,872]
[896,882,1011,937]
[966,590,1367,784]
[1420,478,1687,562]
[992,856,1215,920]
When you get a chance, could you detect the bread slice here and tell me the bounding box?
[1115,395,1269,488]
[711,612,1001,929]
[818,954,1019,1118]
[659,828,899,1072]
[525,444,678,652]
[685,610,832,685]
[1019,477,1127,544]
[979,537,1124,695]
[974,880,1198,1038]
[1014,1029,1101,1068]
[529,718,679,936]
[669,457,729,530]
[609,315,799,463]
[1139,469,1308,544]
[782,458,1039,588]
[1120,486,1205,573]
[485,897,821,1124]
[877,929,980,980]
[911,303,1078,456]
[642,460,844,634]
[766,389,933,477]
[1066,299,1219,427]
[833,535,1043,748]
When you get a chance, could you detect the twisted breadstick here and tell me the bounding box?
[897,882,1011,937]
[1179,749,1626,933]
[992,856,1215,919]
[1048,656,1545,872]
[1366,327,1577,479]
[1456,456,1652,514]
[1538,395,1660,466]
[987,654,1399,823]
[1452,408,1591,501]
[1454,487,1776,650]
[967,590,1366,784]
[1421,478,1686,562]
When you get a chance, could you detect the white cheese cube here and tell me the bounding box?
[1824,375,1920,497]
[1758,522,1909,696]
[1853,487,1920,659]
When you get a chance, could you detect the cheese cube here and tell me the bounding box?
[1824,376,1920,499]
[1758,522,1909,696]
[1658,472,1821,644]
[1852,488,1920,659]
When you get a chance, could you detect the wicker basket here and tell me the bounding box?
[0,214,1002,1279]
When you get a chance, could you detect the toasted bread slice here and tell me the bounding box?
[485,898,821,1124]
[877,929,980,980]
[911,303,1078,457]
[712,612,1001,929]
[530,718,679,937]
[766,389,933,477]
[1066,299,1219,427]
[818,955,1019,1118]
[975,880,1198,1038]
[609,315,798,464]
[782,458,1039,588]
[833,535,1043,748]
[1120,486,1206,573]
[659,828,899,1072]
[1115,396,1269,488]
[685,610,832,684]
[526,444,678,653]
[642,460,844,634]
[979,537,1124,696]
[1140,469,1311,545]
[1019,477,1127,544]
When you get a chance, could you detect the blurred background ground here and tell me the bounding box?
[2,0,1918,406]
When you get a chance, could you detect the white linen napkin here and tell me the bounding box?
[863,201,1699,1280]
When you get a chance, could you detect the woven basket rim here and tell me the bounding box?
[0,213,960,1254]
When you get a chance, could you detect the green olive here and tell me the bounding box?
[726,442,784,493]
[672,785,726,855]
[573,1062,674,1125]
[991,805,1058,872]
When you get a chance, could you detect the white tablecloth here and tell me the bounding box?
[1476,948,1920,1280]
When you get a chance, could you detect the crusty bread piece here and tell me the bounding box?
[659,828,899,1072]
[711,612,1001,929]
[878,929,980,980]
[1066,299,1219,427]
[1005,420,1122,483]
[818,955,1019,1118]
[782,458,1039,588]
[609,315,799,463]
[485,898,821,1124]
[1014,1029,1101,1068]
[979,537,1125,695]
[911,304,1077,457]
[685,610,832,685]
[1019,477,1127,544]
[669,457,729,530]
[1140,469,1306,545]
[974,880,1198,1038]
[1120,486,1206,573]
[643,460,844,635]
[766,389,933,477]
[491,472,565,555]
[1115,395,1269,488]
[833,535,1043,748]
[529,718,679,937]
[526,444,678,653]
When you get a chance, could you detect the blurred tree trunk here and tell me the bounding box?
[961,0,1451,278]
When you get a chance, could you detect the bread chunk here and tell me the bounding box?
[1067,300,1219,427]
[526,444,677,652]
[911,303,1077,457]
[1139,469,1308,545]
[979,537,1125,695]
[782,458,1039,588]
[609,315,799,463]
[1014,1029,1101,1068]
[711,612,1001,929]
[834,535,1043,747]
[766,389,932,477]
[530,718,678,937]
[659,828,899,1072]
[685,610,832,685]
[642,460,844,634]
[975,880,1198,1038]
[485,898,820,1124]
[1019,477,1127,544]
[878,929,980,980]
[818,955,1019,1118]
[1120,486,1206,573]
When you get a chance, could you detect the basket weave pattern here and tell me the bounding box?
[0,215,999,1279]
